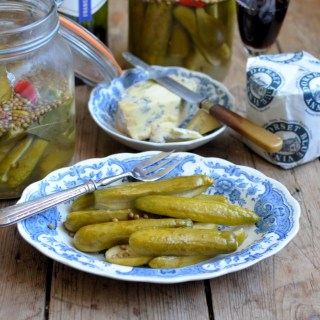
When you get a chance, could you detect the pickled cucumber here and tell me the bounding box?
[195,7,224,48]
[0,70,11,102]
[168,22,190,58]
[128,0,235,81]
[105,244,154,266]
[73,175,214,210]
[8,137,48,188]
[64,208,144,232]
[129,228,238,256]
[73,218,193,252]
[128,0,146,57]
[195,193,228,203]
[71,193,95,211]
[149,255,211,269]
[0,135,34,183]
[140,2,173,65]
[135,195,260,225]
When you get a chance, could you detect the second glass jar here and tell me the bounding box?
[128,0,236,81]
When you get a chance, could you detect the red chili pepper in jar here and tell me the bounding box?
[179,0,205,7]
[14,79,38,104]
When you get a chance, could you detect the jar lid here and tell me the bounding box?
[58,15,122,86]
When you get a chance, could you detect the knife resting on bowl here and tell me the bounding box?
[122,52,283,153]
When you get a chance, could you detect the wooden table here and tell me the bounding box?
[1,1,320,319]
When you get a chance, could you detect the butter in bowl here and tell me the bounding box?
[88,66,235,151]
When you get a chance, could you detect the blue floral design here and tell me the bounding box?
[17,152,300,283]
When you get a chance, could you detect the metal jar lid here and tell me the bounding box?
[58,15,122,86]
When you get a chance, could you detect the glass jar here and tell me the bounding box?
[0,0,76,198]
[128,0,236,82]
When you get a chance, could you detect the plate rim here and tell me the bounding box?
[17,151,301,283]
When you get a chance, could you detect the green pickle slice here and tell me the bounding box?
[8,136,48,188]
[0,135,34,183]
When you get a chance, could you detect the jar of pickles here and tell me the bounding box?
[0,0,76,198]
[128,0,236,81]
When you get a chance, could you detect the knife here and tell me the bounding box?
[122,51,283,153]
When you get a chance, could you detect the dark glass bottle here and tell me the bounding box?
[59,0,108,44]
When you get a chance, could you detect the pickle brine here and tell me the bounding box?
[0,68,75,198]
[128,0,236,81]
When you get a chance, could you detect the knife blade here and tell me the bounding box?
[122,51,283,153]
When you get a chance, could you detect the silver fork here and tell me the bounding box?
[0,151,181,227]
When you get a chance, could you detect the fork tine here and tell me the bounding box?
[134,150,175,170]
[147,158,183,180]
[142,155,179,174]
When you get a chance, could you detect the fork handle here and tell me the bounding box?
[0,172,133,227]
[0,180,97,227]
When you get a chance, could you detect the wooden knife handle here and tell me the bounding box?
[202,101,283,153]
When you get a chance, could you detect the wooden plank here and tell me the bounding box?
[0,225,48,319]
[49,264,209,320]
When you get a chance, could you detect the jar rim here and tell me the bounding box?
[0,0,59,56]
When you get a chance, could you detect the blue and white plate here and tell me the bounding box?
[17,152,300,284]
[88,67,235,151]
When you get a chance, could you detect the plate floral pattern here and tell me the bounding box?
[17,152,300,283]
[88,67,235,151]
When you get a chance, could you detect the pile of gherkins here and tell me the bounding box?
[65,175,260,269]
[129,0,235,81]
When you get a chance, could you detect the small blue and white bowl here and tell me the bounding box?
[88,67,235,151]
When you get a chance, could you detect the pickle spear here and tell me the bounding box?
[0,69,11,102]
[129,0,146,57]
[195,193,228,203]
[72,175,214,211]
[135,195,260,225]
[149,255,211,269]
[129,228,238,256]
[8,137,48,188]
[64,208,144,232]
[195,7,225,48]
[105,244,154,267]
[168,21,190,58]
[73,218,193,253]
[0,135,34,183]
[141,2,173,65]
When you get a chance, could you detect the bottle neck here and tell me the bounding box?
[58,0,107,21]
[0,0,59,57]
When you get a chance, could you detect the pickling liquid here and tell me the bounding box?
[0,68,76,198]
[236,0,289,51]
[128,0,236,82]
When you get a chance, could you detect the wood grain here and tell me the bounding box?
[1,1,319,319]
